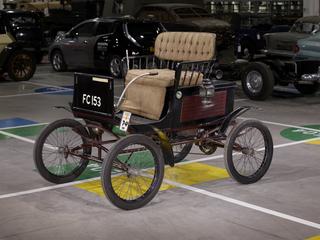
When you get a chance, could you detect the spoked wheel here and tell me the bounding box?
[101,134,164,210]
[34,119,91,184]
[7,51,36,81]
[172,143,193,163]
[224,119,273,184]
[108,55,122,78]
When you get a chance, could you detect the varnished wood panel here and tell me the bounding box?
[180,91,227,122]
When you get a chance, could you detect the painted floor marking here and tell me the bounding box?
[240,117,320,134]
[0,118,37,128]
[306,235,320,240]
[0,122,48,131]
[162,178,320,230]
[24,81,72,90]
[74,163,229,196]
[0,89,73,98]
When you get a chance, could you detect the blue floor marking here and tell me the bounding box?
[34,86,73,96]
[0,118,38,128]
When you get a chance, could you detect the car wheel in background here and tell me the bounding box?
[51,50,67,72]
[241,62,274,101]
[7,50,36,81]
[294,82,320,95]
[239,40,254,60]
[107,55,123,78]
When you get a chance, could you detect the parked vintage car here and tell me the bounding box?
[135,3,232,47]
[49,17,164,78]
[295,31,320,60]
[234,13,290,59]
[0,9,47,63]
[264,16,320,57]
[0,31,36,81]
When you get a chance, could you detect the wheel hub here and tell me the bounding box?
[246,70,263,93]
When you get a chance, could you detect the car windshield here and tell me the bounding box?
[291,22,320,34]
[7,14,38,27]
[126,22,162,44]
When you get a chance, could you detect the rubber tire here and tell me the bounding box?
[34,119,91,184]
[224,119,273,184]
[241,62,274,101]
[107,55,123,78]
[7,51,36,81]
[101,134,164,210]
[294,82,320,95]
[173,143,193,163]
[51,50,67,72]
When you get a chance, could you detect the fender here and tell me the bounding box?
[218,106,251,135]
[152,127,175,167]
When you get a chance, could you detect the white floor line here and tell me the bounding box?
[0,131,36,144]
[162,178,320,230]
[0,89,73,98]
[234,98,248,102]
[240,117,320,134]
[0,177,99,200]
[24,81,72,90]
[0,122,48,131]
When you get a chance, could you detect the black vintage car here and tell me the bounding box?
[49,17,165,78]
[0,10,47,63]
[0,10,38,81]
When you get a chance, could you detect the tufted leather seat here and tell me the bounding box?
[119,32,216,120]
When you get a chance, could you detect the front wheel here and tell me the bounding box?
[224,119,273,184]
[51,50,67,72]
[101,134,164,210]
[34,119,91,184]
[172,143,193,163]
[241,62,274,101]
[7,51,36,81]
[107,55,123,78]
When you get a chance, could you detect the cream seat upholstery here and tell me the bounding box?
[119,32,216,120]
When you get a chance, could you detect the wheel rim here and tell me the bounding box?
[53,53,62,71]
[110,143,159,202]
[232,126,267,177]
[12,54,33,79]
[246,70,263,93]
[41,126,86,177]
[110,57,121,77]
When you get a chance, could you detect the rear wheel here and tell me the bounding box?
[101,134,164,210]
[34,119,91,184]
[51,50,67,72]
[7,51,36,81]
[172,143,193,163]
[224,119,273,184]
[294,82,320,95]
[107,55,122,78]
[241,62,274,101]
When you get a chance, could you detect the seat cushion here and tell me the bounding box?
[119,69,203,120]
[154,32,216,62]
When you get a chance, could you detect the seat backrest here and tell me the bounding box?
[154,32,216,62]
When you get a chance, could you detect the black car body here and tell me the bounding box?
[233,14,290,59]
[0,10,47,61]
[49,17,164,77]
[135,3,232,48]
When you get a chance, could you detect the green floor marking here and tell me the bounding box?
[0,125,46,140]
[280,125,320,141]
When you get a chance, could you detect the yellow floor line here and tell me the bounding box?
[74,163,229,197]
[305,235,320,240]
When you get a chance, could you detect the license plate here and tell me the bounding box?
[120,111,131,132]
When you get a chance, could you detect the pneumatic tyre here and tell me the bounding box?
[101,134,164,210]
[224,119,273,184]
[172,143,193,163]
[51,50,67,72]
[7,51,36,81]
[241,62,274,101]
[107,55,123,78]
[34,119,91,184]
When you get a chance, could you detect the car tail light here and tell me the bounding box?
[293,44,300,53]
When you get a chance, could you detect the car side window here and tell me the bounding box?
[96,22,115,35]
[71,22,96,37]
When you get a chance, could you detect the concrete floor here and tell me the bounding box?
[0,64,319,240]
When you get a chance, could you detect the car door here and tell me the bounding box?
[63,21,97,67]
